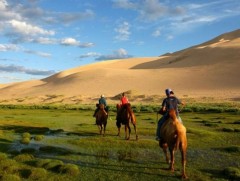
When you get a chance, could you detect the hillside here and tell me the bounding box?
[0,29,239,104]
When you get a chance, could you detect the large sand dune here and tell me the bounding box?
[0,29,239,104]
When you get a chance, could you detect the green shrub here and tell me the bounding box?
[34,135,44,141]
[13,154,34,162]
[22,132,31,138]
[44,160,64,172]
[60,163,80,176]
[35,159,52,168]
[0,152,8,161]
[29,168,47,180]
[20,137,30,144]
[0,159,18,173]
[1,174,21,181]
[36,159,63,171]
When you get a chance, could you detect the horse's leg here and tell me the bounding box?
[103,123,106,137]
[181,147,188,179]
[125,125,128,140]
[169,148,175,172]
[128,123,131,140]
[133,123,138,140]
[160,142,169,164]
[97,124,101,135]
[117,126,121,136]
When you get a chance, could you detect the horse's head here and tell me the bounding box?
[116,104,121,110]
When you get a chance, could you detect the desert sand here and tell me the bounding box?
[0,29,239,105]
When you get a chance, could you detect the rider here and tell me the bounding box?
[116,92,129,127]
[120,92,129,105]
[156,88,185,141]
[93,95,108,117]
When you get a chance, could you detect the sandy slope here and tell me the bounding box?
[0,30,240,104]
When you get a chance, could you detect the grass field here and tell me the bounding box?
[0,106,239,181]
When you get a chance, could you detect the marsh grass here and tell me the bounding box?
[0,107,239,180]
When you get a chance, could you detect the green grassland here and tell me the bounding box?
[0,104,239,181]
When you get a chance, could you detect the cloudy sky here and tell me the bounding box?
[0,0,239,83]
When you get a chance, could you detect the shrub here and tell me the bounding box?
[36,159,63,171]
[0,152,8,161]
[1,174,21,181]
[22,132,31,138]
[60,163,80,176]
[35,159,52,168]
[0,159,18,173]
[20,137,30,144]
[29,168,47,180]
[13,154,34,162]
[34,135,44,141]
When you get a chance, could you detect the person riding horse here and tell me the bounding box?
[93,95,108,118]
[156,88,185,141]
[116,93,129,125]
[116,93,137,140]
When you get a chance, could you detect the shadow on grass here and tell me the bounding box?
[200,168,226,180]
[0,125,50,134]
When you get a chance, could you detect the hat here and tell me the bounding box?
[165,88,172,96]
[101,94,104,98]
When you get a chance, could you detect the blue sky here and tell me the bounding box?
[0,0,239,83]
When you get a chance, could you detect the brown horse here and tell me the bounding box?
[116,103,138,140]
[95,104,108,136]
[159,109,187,179]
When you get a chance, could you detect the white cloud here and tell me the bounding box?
[113,0,137,9]
[0,44,19,51]
[34,37,57,44]
[61,37,95,48]
[24,50,51,58]
[79,52,101,59]
[96,48,132,61]
[61,37,79,46]
[9,20,55,36]
[152,28,161,37]
[0,0,8,11]
[0,64,55,76]
[115,21,131,41]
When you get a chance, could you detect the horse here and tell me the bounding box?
[116,103,138,140]
[159,109,188,179]
[95,103,108,136]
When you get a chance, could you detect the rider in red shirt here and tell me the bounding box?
[120,93,129,105]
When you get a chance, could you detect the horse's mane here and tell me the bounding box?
[169,109,177,122]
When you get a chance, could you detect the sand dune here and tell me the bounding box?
[0,29,239,104]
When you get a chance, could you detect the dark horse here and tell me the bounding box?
[116,103,138,140]
[159,109,188,179]
[95,104,108,136]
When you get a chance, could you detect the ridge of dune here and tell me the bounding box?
[0,29,239,104]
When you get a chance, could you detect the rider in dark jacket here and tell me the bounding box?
[156,89,185,140]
